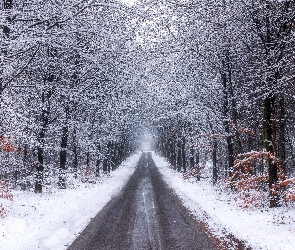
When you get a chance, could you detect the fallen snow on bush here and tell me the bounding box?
[152,152,295,250]
[0,153,141,250]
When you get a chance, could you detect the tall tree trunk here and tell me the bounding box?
[113,142,118,169]
[96,143,101,177]
[229,83,242,154]
[117,146,122,166]
[277,94,286,172]
[189,147,195,170]
[171,139,176,167]
[212,138,218,184]
[263,94,279,207]
[70,51,80,178]
[181,137,186,172]
[103,158,108,173]
[1,0,13,102]
[58,104,69,189]
[221,69,234,176]
[21,144,28,190]
[35,91,50,193]
[35,126,46,193]
[107,142,112,173]
[195,151,200,166]
[73,128,78,178]
[177,139,182,172]
[86,151,90,168]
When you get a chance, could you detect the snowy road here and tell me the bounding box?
[68,152,216,250]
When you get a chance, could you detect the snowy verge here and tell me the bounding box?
[0,152,142,250]
[152,152,295,250]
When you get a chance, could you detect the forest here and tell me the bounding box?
[1,0,295,216]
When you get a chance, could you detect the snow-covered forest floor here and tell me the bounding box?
[153,153,295,250]
[0,153,141,250]
[1,152,294,250]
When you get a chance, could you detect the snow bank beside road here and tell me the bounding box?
[0,153,141,250]
[153,152,295,250]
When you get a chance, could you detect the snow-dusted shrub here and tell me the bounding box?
[226,151,289,208]
[0,180,14,218]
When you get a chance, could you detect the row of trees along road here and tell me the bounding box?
[0,0,143,195]
[1,0,295,209]
[134,0,295,208]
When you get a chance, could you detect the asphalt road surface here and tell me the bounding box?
[68,152,217,250]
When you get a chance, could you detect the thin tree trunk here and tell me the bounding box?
[86,151,90,167]
[195,151,200,181]
[181,137,186,172]
[21,144,28,190]
[106,142,112,173]
[35,134,44,193]
[96,143,101,177]
[212,138,218,184]
[195,151,200,166]
[189,148,195,170]
[277,94,286,172]
[177,139,182,172]
[103,158,108,173]
[73,128,78,178]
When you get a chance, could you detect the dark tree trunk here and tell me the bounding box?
[195,151,200,166]
[96,159,100,177]
[226,133,234,177]
[181,137,186,172]
[70,51,80,178]
[227,53,242,155]
[212,139,218,185]
[35,133,45,193]
[277,94,286,172]
[164,139,168,158]
[195,151,200,181]
[1,0,13,95]
[35,90,50,193]
[58,104,69,189]
[73,128,78,178]
[107,142,112,172]
[111,142,115,170]
[168,138,176,169]
[263,94,279,207]
[21,144,28,190]
[103,158,108,173]
[96,143,101,177]
[86,151,90,167]
[177,139,182,172]
[167,138,173,165]
[117,146,122,166]
[189,148,195,170]
[221,69,234,177]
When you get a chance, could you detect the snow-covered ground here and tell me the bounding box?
[0,153,141,250]
[2,151,294,250]
[152,152,295,250]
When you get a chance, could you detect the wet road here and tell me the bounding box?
[68,152,217,250]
